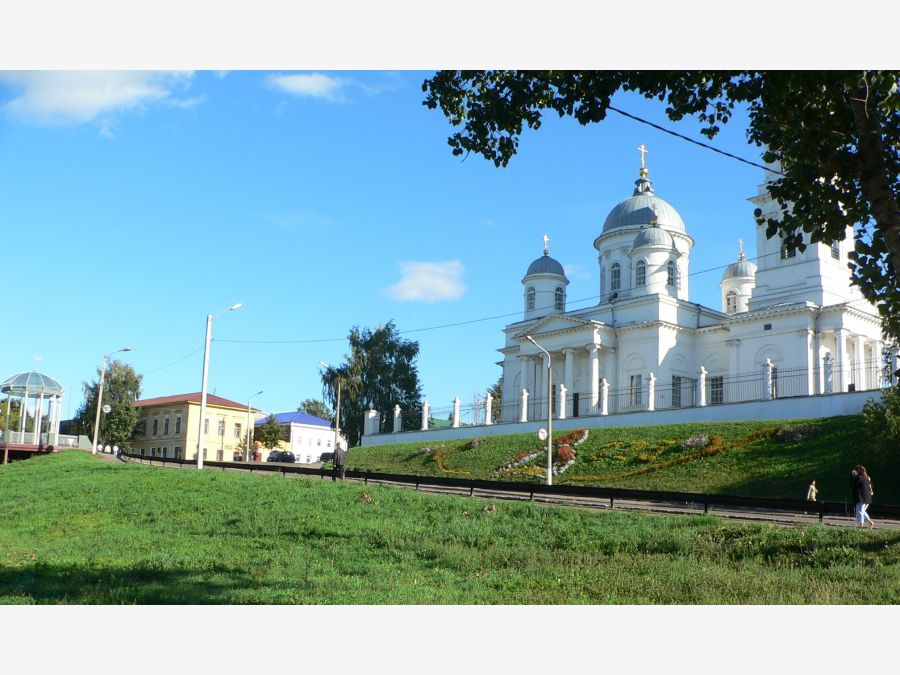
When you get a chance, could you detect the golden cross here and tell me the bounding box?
[543,234,550,254]
[638,144,648,169]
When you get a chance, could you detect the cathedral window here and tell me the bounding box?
[780,238,797,259]
[709,376,724,405]
[635,260,646,287]
[667,260,677,288]
[610,263,621,292]
[830,241,840,260]
[629,374,643,407]
[526,286,535,311]
[554,287,564,311]
[726,290,737,314]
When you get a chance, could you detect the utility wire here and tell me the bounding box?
[215,248,786,346]
[143,346,205,375]
[607,105,785,176]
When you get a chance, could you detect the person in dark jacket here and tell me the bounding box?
[851,465,875,529]
[333,443,346,481]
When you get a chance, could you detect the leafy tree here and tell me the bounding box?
[74,360,142,449]
[423,71,900,338]
[297,398,334,422]
[255,414,285,450]
[487,375,503,424]
[0,398,26,433]
[321,321,423,447]
[861,385,900,453]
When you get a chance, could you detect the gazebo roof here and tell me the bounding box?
[1,371,65,397]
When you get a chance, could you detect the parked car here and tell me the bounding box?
[266,451,296,463]
[319,452,334,464]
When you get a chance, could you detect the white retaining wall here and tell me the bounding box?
[359,390,882,447]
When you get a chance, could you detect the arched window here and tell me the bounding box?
[610,263,621,291]
[554,287,564,311]
[780,237,797,259]
[667,260,677,288]
[635,260,646,287]
[726,290,737,314]
[830,240,840,260]
[526,286,535,311]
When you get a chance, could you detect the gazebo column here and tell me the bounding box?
[20,387,28,435]
[35,390,45,445]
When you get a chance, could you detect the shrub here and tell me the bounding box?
[862,385,900,451]
[557,445,574,464]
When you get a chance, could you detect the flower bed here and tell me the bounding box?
[494,429,589,478]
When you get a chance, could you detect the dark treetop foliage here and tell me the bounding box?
[74,359,142,448]
[297,398,334,422]
[423,71,900,340]
[321,321,423,447]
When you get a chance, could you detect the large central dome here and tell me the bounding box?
[601,174,686,233]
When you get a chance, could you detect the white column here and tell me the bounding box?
[518,356,530,421]
[557,384,567,420]
[393,405,401,433]
[802,329,815,395]
[647,373,656,411]
[698,366,707,407]
[600,378,609,416]
[763,359,774,400]
[452,396,460,428]
[823,354,834,394]
[542,353,551,419]
[484,393,493,426]
[420,401,430,431]
[563,348,574,417]
[871,340,883,388]
[519,389,529,423]
[589,345,600,414]
[35,390,45,445]
[835,329,849,392]
[20,388,28,434]
[853,336,865,391]
[726,339,740,403]
[364,409,379,436]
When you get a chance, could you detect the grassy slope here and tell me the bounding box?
[346,416,899,504]
[1,451,898,604]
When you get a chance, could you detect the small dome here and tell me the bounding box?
[602,175,686,233]
[1,371,65,397]
[526,253,566,277]
[631,224,675,251]
[722,257,757,281]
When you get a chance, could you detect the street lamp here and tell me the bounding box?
[319,360,342,451]
[196,303,242,469]
[525,335,553,486]
[245,390,263,462]
[91,347,132,455]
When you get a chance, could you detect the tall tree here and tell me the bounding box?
[74,360,142,449]
[321,321,423,447]
[297,398,334,422]
[423,71,900,339]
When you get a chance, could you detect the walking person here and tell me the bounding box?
[806,479,818,502]
[333,442,346,481]
[851,465,875,529]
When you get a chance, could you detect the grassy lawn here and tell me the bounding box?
[346,415,899,504]
[1,451,898,604]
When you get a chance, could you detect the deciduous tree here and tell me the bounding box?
[423,71,900,338]
[297,398,333,422]
[74,360,142,449]
[255,414,284,450]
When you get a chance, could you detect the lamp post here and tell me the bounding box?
[525,336,553,486]
[196,303,242,469]
[91,347,132,455]
[319,361,342,450]
[245,390,263,461]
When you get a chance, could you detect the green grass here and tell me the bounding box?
[1,451,898,604]
[346,415,899,504]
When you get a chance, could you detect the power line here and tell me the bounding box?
[607,105,785,176]
[143,346,205,375]
[214,248,785,346]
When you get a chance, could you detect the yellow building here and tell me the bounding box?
[134,393,263,462]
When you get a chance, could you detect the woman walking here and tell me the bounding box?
[851,465,875,529]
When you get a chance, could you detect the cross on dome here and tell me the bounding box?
[638,144,649,177]
[738,238,745,260]
[543,234,550,256]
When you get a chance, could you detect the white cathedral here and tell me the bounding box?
[497,152,886,423]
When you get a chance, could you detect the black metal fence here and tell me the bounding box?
[122,451,900,522]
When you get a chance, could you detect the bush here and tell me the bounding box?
[862,385,900,451]
[557,445,574,464]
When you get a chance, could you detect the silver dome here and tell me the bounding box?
[602,176,686,233]
[631,224,675,251]
[722,258,757,280]
[526,253,566,277]
[1,371,65,397]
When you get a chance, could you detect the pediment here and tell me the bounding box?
[513,314,598,340]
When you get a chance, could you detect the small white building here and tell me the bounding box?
[256,412,347,463]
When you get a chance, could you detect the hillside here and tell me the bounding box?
[347,415,898,504]
[1,451,898,604]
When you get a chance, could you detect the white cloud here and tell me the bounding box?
[563,263,591,280]
[0,71,195,125]
[266,73,347,102]
[386,260,467,303]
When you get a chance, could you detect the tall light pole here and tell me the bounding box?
[319,361,342,450]
[197,303,242,469]
[91,347,132,455]
[245,390,263,461]
[526,336,553,486]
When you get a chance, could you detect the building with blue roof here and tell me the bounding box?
[256,411,347,463]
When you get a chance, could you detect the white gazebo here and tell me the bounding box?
[1,371,65,450]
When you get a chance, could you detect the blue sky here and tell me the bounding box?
[0,70,764,421]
